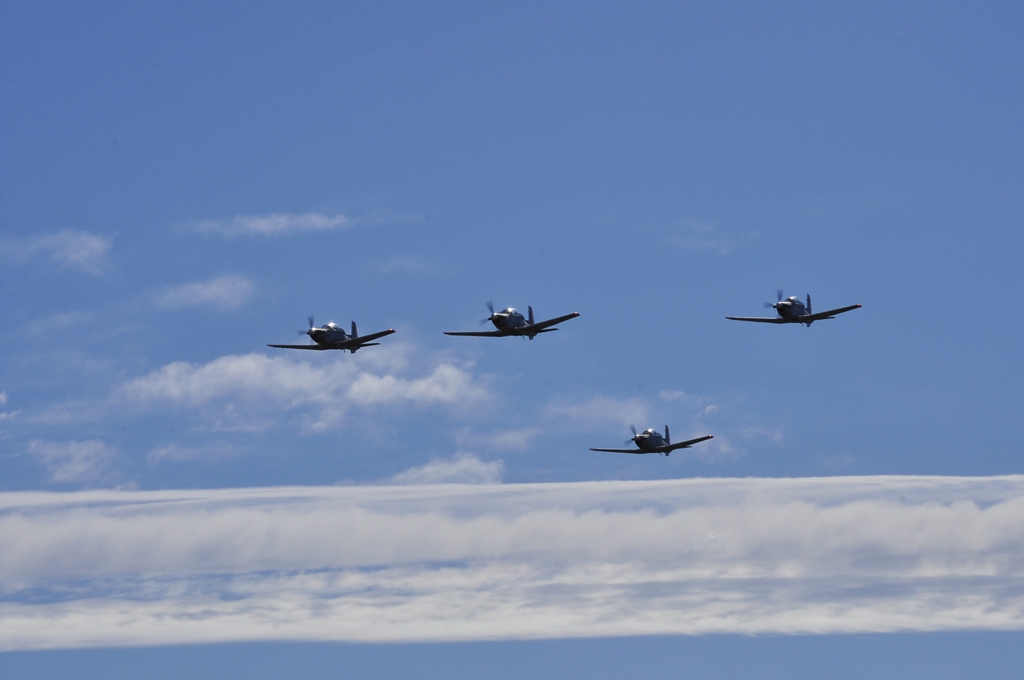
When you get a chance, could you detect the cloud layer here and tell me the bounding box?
[1,475,1024,649]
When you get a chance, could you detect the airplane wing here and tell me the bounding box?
[349,329,396,344]
[443,330,507,337]
[799,304,862,322]
[267,344,331,350]
[724,316,788,323]
[526,311,581,331]
[663,434,714,452]
[588,447,650,454]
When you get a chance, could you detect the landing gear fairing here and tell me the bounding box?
[268,317,395,353]
[726,290,861,326]
[589,425,713,456]
[444,303,580,339]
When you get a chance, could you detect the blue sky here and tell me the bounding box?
[1,1,1023,676]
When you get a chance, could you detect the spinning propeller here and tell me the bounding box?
[298,316,316,336]
[480,301,498,326]
[625,424,638,445]
[765,289,784,309]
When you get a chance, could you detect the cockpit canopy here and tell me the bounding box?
[505,307,520,316]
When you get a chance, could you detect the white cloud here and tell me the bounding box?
[120,352,490,431]
[155,275,255,310]
[1,230,112,274]
[390,453,504,485]
[26,439,115,483]
[188,212,351,236]
[0,391,6,405]
[0,475,1023,649]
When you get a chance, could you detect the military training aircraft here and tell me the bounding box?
[726,290,861,326]
[444,303,580,339]
[268,317,395,353]
[589,425,713,456]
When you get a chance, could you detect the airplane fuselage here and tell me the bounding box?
[488,308,528,331]
[308,322,351,346]
[633,429,666,451]
[774,296,808,321]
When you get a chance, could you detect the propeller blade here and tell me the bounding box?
[480,301,497,325]
[764,302,774,308]
[629,424,637,437]
[777,289,784,302]
[308,316,315,330]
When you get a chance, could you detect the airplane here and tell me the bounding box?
[268,317,395,353]
[444,303,580,339]
[589,425,713,457]
[726,290,861,326]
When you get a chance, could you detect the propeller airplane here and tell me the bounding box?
[589,425,713,456]
[444,303,580,339]
[726,290,861,326]
[268,317,396,353]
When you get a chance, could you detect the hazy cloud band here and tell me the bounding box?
[1,475,1024,649]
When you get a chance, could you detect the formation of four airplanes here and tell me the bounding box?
[267,291,862,457]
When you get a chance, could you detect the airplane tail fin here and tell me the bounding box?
[528,306,535,325]
[351,321,358,339]
[665,425,670,445]
[806,294,811,315]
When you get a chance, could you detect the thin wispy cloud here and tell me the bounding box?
[1,230,112,274]
[25,311,95,335]
[26,439,115,483]
[0,476,1023,650]
[455,427,543,452]
[155,275,255,310]
[389,453,503,485]
[119,351,491,431]
[546,395,650,432]
[187,212,351,236]
[378,255,446,277]
[146,441,242,463]
[670,219,755,255]
[0,391,17,422]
